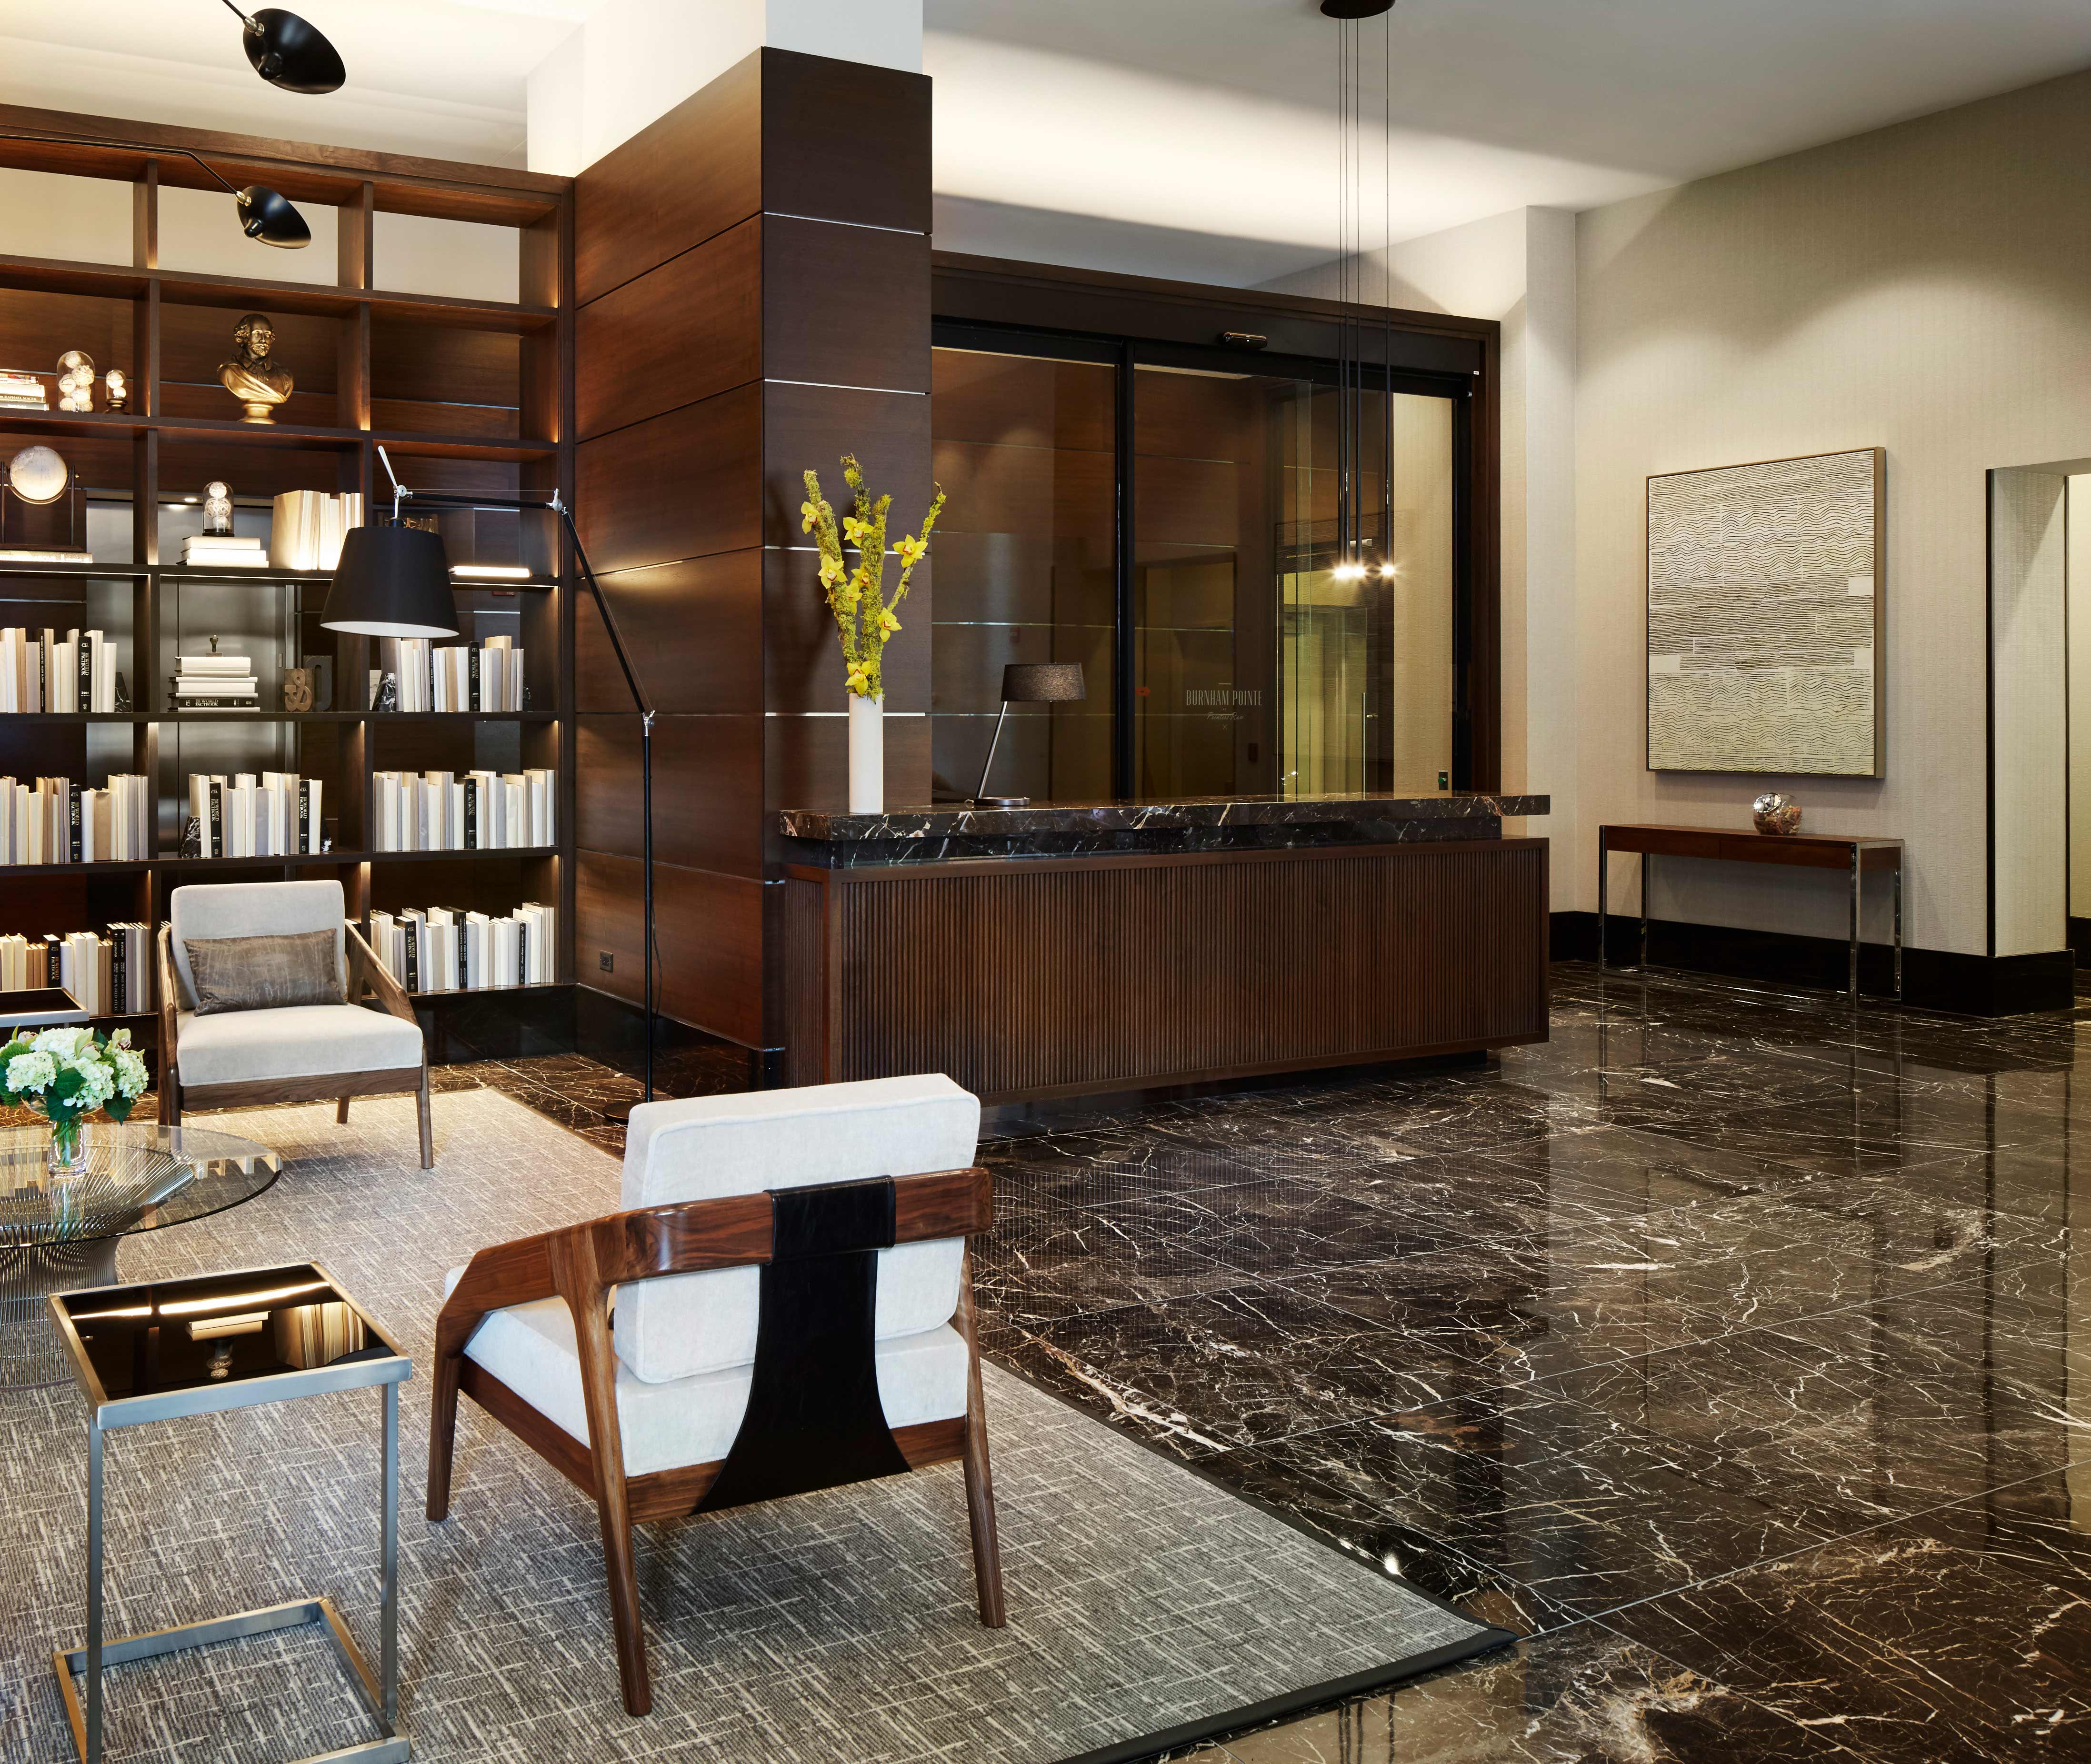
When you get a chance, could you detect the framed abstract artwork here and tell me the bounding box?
[1646,447,1885,776]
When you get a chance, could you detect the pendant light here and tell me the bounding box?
[217,1,347,95]
[1321,0,1397,586]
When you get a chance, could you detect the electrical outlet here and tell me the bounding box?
[599,951,614,972]
[1438,770,1449,791]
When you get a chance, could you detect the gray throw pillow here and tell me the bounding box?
[183,928,343,1015]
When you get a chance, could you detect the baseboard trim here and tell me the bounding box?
[1550,912,2074,1016]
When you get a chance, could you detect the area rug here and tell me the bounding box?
[0,1088,1508,1763]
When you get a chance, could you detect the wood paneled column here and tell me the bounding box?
[572,48,932,1064]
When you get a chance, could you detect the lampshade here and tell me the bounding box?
[323,525,460,638]
[240,8,347,94]
[234,184,311,248]
[1002,662,1085,704]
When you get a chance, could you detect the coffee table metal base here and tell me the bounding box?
[52,1597,408,1764]
[0,1241,118,1389]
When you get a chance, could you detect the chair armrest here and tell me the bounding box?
[345,921,419,1027]
[436,1233,560,1362]
[156,925,180,1080]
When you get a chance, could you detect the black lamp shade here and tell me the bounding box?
[1002,662,1085,704]
[235,184,311,248]
[323,525,460,638]
[243,9,347,94]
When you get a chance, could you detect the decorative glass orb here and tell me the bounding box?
[7,445,70,505]
[57,350,92,376]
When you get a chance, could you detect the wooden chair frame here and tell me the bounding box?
[157,921,434,1169]
[429,1165,1005,1717]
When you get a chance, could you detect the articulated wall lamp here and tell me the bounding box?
[218,2,347,94]
[0,131,311,248]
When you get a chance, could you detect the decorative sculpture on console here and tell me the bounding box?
[219,313,292,424]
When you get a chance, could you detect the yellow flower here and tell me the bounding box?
[894,535,928,567]
[800,500,818,534]
[878,609,901,635]
[841,514,870,546]
[819,558,843,588]
[838,583,860,610]
[846,665,871,695]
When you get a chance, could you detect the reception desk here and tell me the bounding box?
[773,794,1551,1103]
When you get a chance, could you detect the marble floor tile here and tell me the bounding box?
[1215,1623,1869,1763]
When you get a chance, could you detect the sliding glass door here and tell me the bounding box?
[930,325,1466,804]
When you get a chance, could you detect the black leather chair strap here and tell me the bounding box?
[696,1176,911,1513]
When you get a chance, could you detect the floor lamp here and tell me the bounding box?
[325,446,660,1113]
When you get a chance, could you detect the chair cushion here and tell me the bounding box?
[184,928,345,1015]
[445,1266,969,1478]
[169,880,345,1012]
[176,1003,422,1088]
[614,1075,981,1385]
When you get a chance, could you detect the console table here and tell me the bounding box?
[1597,824,1903,1001]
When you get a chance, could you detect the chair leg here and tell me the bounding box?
[417,1067,434,1171]
[597,1488,650,1716]
[157,1081,179,1127]
[336,1096,351,1124]
[956,1253,1007,1627]
[426,1354,462,1522]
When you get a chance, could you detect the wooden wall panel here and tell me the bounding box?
[803,841,1549,1100]
[765,713,932,826]
[574,50,761,305]
[761,215,929,392]
[764,549,929,715]
[576,852,766,1048]
[576,712,764,880]
[578,551,762,716]
[763,382,930,548]
[575,383,762,573]
[760,50,931,234]
[576,216,761,441]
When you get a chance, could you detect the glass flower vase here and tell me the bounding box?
[47,1117,89,1178]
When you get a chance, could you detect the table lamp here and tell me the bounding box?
[974,662,1085,808]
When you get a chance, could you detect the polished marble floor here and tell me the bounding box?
[27,961,2088,1761]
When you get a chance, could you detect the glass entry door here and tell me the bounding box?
[929,326,1465,804]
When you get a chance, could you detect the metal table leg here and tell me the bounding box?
[1894,863,1904,1000]
[382,1381,398,1729]
[85,1422,101,1764]
[1849,848,1861,1001]
[1641,855,1652,973]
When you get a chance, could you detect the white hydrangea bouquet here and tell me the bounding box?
[1,1025,149,1173]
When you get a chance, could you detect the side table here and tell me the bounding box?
[1598,824,1904,1001]
[47,1261,412,1764]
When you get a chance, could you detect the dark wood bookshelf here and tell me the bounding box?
[0,110,578,1066]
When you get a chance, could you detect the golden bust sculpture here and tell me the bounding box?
[220,312,292,424]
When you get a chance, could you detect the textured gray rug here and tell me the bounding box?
[0,1089,1503,1763]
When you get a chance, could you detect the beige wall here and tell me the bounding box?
[1576,68,2091,957]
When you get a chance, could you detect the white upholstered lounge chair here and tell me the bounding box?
[428,1073,1004,1716]
[157,880,432,1166]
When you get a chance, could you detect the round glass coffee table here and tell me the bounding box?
[0,1123,280,1388]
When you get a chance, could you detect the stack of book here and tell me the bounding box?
[180,531,270,570]
[0,627,118,712]
[175,650,258,712]
[0,774,150,864]
[0,925,155,1013]
[185,772,326,858]
[368,767,556,852]
[377,636,527,713]
[368,901,557,993]
[0,371,47,412]
[271,491,364,571]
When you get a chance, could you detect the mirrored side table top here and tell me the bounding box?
[0,1123,280,1388]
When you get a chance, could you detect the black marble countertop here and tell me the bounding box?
[779,792,1551,866]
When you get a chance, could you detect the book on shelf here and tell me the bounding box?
[370,901,555,994]
[369,766,555,852]
[174,649,258,710]
[374,635,526,714]
[271,491,364,572]
[3,924,155,1012]
[0,773,148,864]
[180,534,270,569]
[0,627,118,712]
[185,772,324,858]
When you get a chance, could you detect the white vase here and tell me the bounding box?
[848,693,884,813]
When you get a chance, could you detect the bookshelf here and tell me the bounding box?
[0,111,577,1065]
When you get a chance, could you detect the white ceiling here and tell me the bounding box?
[0,0,2087,278]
